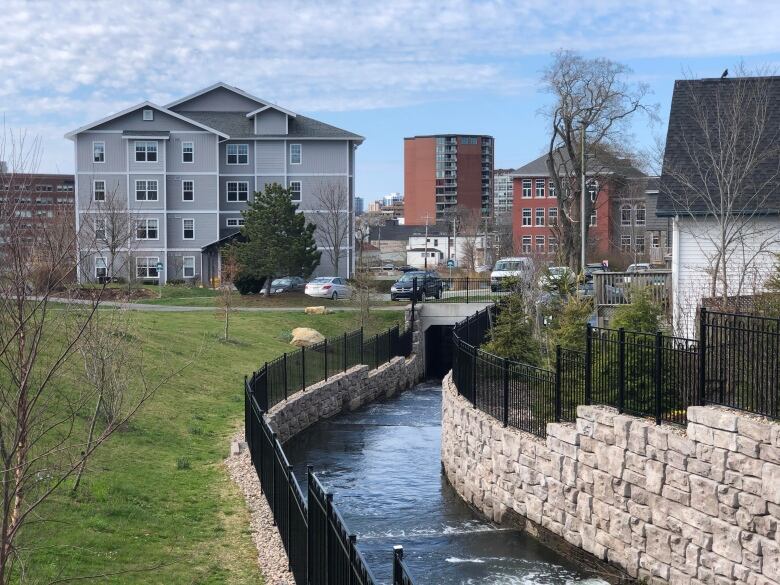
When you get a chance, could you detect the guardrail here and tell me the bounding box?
[452,305,779,439]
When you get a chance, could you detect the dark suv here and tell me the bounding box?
[390,271,442,301]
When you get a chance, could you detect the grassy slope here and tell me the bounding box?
[134,287,399,308]
[20,310,402,584]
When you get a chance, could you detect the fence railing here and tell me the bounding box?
[453,306,779,439]
[245,373,418,585]
[250,323,414,412]
[407,277,496,305]
[592,271,671,307]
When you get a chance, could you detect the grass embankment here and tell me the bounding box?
[20,309,402,584]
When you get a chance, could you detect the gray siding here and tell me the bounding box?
[169,87,261,112]
[166,175,219,211]
[132,212,166,250]
[128,139,165,173]
[166,214,218,248]
[128,174,165,211]
[167,251,204,280]
[77,174,125,210]
[290,176,350,211]
[218,175,254,212]
[77,132,126,172]
[286,140,349,175]
[219,141,255,175]
[94,108,207,132]
[166,133,218,173]
[256,176,286,194]
[256,110,287,134]
[255,141,285,174]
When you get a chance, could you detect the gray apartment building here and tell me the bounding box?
[66,82,363,284]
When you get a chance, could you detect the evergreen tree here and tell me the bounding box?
[610,285,664,333]
[482,294,541,366]
[233,183,320,293]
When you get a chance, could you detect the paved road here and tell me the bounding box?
[47,297,408,312]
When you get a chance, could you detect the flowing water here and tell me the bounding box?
[285,381,608,585]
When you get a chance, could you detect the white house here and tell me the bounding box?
[658,76,780,336]
[406,234,487,269]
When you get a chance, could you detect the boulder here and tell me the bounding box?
[290,327,326,347]
[304,306,329,315]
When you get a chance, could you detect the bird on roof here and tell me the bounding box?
[721,69,729,79]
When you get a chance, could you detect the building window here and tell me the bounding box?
[587,181,598,202]
[651,233,660,248]
[621,204,632,226]
[549,236,558,252]
[183,256,196,278]
[93,141,105,163]
[182,141,194,163]
[135,180,158,201]
[226,143,248,165]
[590,210,597,227]
[522,179,532,198]
[635,235,645,254]
[93,180,106,202]
[183,218,194,240]
[620,234,631,252]
[135,219,159,240]
[535,208,545,226]
[548,180,556,198]
[135,141,158,162]
[522,208,531,226]
[94,218,107,240]
[548,206,558,226]
[142,109,154,121]
[521,235,532,253]
[182,180,194,201]
[227,181,248,202]
[95,257,107,278]
[288,181,302,202]
[535,179,545,198]
[226,218,245,227]
[635,204,646,226]
[136,256,159,278]
[290,143,302,165]
[535,235,545,252]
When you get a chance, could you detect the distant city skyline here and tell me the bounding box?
[3,1,780,204]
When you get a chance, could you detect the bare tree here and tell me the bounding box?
[313,181,351,276]
[662,69,780,307]
[217,253,239,342]
[354,210,384,270]
[541,50,657,271]
[84,185,136,286]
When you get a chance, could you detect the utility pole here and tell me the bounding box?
[452,215,457,269]
[580,121,587,273]
[423,212,430,270]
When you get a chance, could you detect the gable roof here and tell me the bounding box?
[245,104,297,118]
[514,147,644,179]
[64,101,228,140]
[657,76,780,217]
[182,111,364,141]
[164,82,268,110]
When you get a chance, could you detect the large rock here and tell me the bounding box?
[304,306,329,315]
[290,327,326,347]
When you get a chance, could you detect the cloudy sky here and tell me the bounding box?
[2,0,780,202]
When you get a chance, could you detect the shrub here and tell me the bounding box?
[166,279,185,286]
[547,295,594,351]
[176,457,191,470]
[610,285,664,333]
[482,294,541,366]
[234,272,266,295]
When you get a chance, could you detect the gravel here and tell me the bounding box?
[225,433,296,585]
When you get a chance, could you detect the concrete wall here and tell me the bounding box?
[417,302,493,332]
[441,373,780,584]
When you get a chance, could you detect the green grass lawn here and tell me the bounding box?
[18,309,402,584]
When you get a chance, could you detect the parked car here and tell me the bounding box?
[490,257,532,291]
[304,277,352,300]
[398,265,416,272]
[390,270,442,301]
[583,263,607,281]
[538,266,575,292]
[626,263,651,273]
[475,264,492,273]
[263,276,305,295]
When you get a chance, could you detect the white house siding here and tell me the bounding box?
[673,216,780,336]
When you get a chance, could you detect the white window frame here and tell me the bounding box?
[135,179,158,201]
[93,141,105,163]
[95,256,108,278]
[589,210,597,227]
[182,179,194,202]
[635,204,646,226]
[226,218,245,227]
[94,217,107,241]
[521,208,531,226]
[651,233,660,248]
[182,218,195,240]
[135,218,159,241]
[548,180,556,198]
[136,256,160,279]
[226,143,248,165]
[535,235,545,252]
[227,181,249,202]
[535,179,545,198]
[182,141,194,164]
[635,234,645,253]
[535,207,545,227]
[620,204,632,226]
[620,234,632,252]
[93,180,106,202]
[183,256,196,278]
[548,206,558,226]
[289,143,302,165]
[135,141,158,162]
[289,180,302,202]
[521,235,532,253]
[522,179,532,198]
[549,236,558,252]
[142,109,154,121]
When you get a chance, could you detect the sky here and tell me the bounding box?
[2,0,780,204]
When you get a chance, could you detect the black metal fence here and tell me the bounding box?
[453,306,779,438]
[245,374,418,585]
[250,323,414,412]
[406,276,496,306]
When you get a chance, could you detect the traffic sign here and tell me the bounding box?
[447,259,455,268]
[156,262,163,272]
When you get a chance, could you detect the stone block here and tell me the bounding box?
[646,459,666,494]
[688,406,739,431]
[711,517,744,563]
[760,444,780,465]
[613,415,634,448]
[547,422,579,445]
[762,462,780,506]
[712,429,738,451]
[739,492,767,516]
[648,425,670,450]
[689,421,716,445]
[728,452,764,478]
[664,484,691,506]
[763,538,780,582]
[690,474,720,516]
[646,524,673,564]
[667,466,691,492]
[593,422,616,445]
[595,443,625,478]
[669,432,696,456]
[628,423,649,455]
[738,417,773,444]
[738,435,762,458]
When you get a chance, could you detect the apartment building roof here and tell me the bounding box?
[182,111,364,141]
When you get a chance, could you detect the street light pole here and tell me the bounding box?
[580,121,587,273]
[424,213,430,270]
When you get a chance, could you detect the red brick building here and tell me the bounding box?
[404,134,494,225]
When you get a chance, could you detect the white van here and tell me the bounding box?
[490,257,532,291]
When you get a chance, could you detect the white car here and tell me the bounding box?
[304,277,352,300]
[490,257,532,291]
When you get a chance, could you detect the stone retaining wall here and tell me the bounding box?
[267,328,423,444]
[441,373,780,584]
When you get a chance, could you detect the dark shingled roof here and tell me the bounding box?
[514,147,645,179]
[182,111,364,141]
[657,76,780,217]
[369,223,450,242]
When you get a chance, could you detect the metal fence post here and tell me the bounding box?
[555,345,562,423]
[301,346,306,390]
[412,277,418,303]
[286,463,293,570]
[584,323,593,405]
[465,276,470,303]
[698,306,707,406]
[618,328,626,413]
[360,326,365,364]
[283,353,288,401]
[393,545,404,585]
[343,331,348,372]
[325,492,334,585]
[655,331,663,425]
[324,338,328,381]
[502,357,509,427]
[348,534,357,585]
[471,346,477,408]
[375,333,379,369]
[271,432,278,526]
[306,465,313,585]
